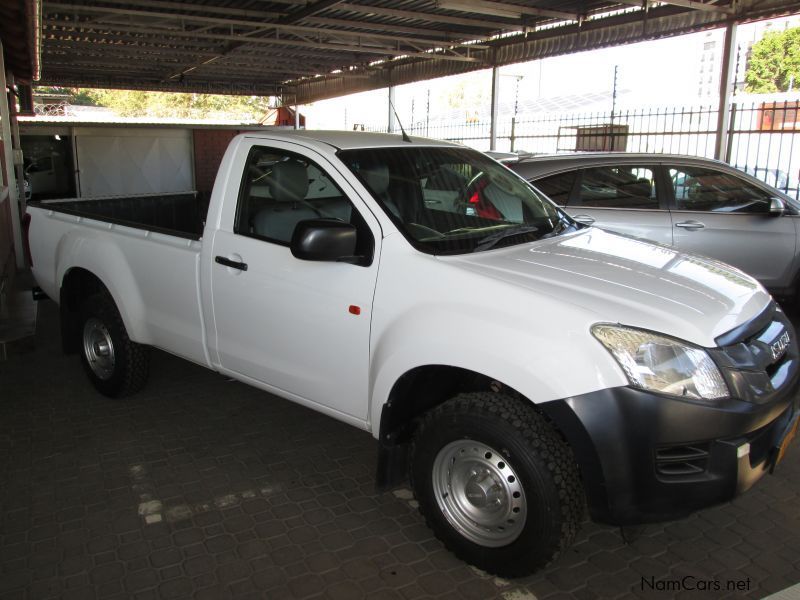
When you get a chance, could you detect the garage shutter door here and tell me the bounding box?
[75,128,193,197]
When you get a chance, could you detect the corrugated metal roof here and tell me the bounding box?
[1,0,40,80]
[27,0,800,104]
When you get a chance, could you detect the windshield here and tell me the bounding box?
[338,146,576,254]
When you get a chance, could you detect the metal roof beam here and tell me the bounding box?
[57,0,288,21]
[42,27,224,50]
[43,5,489,50]
[39,73,281,95]
[44,41,223,59]
[277,0,345,25]
[335,3,523,31]
[42,32,348,65]
[302,16,472,40]
[44,20,486,62]
[437,0,578,20]
[613,0,734,13]
[43,45,325,76]
[44,58,167,72]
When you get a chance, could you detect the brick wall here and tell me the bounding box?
[192,129,242,198]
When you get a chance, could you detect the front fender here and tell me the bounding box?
[368,303,627,437]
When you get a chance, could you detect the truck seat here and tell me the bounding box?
[252,160,317,241]
[361,164,401,219]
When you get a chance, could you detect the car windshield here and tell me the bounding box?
[338,146,575,254]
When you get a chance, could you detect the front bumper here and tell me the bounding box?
[541,303,800,526]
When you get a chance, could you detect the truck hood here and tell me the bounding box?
[444,228,771,347]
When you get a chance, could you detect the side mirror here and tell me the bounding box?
[770,197,786,216]
[291,219,358,262]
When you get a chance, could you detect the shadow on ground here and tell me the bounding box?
[0,300,798,599]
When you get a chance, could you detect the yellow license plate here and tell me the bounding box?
[776,416,800,466]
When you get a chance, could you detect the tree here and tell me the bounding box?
[33,86,99,106]
[745,27,800,93]
[81,89,273,119]
[33,86,274,119]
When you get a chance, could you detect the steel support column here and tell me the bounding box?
[715,21,737,161]
[0,43,24,270]
[489,66,500,151]
[387,86,396,134]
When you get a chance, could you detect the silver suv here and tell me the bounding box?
[508,153,800,297]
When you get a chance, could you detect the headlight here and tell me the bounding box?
[591,324,729,401]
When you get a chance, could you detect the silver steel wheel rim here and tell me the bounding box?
[432,440,527,547]
[82,318,115,380]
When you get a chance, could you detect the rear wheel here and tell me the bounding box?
[410,392,585,577]
[79,293,149,397]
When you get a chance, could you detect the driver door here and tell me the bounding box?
[209,140,381,421]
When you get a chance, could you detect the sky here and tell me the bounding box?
[303,16,800,131]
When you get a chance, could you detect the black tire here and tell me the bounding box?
[78,292,149,398]
[410,392,585,577]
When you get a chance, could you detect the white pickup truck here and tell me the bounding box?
[27,131,800,576]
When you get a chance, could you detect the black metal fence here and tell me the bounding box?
[364,100,800,198]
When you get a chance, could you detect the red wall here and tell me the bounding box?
[192,129,243,199]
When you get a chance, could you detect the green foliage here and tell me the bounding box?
[745,27,800,93]
[34,86,98,106]
[33,86,273,119]
[85,89,272,119]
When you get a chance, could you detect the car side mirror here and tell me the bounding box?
[770,197,786,216]
[291,219,359,263]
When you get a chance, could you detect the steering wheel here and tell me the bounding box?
[453,171,489,215]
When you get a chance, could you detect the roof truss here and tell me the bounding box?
[33,0,800,102]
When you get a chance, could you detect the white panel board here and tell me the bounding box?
[74,128,193,197]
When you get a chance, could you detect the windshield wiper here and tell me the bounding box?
[472,225,540,252]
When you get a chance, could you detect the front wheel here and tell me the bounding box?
[410,392,585,577]
[79,293,149,398]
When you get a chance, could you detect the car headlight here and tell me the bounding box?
[591,324,729,401]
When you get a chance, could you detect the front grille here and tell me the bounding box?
[750,319,792,379]
[655,444,710,478]
[711,301,799,402]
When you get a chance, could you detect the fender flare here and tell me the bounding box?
[56,228,150,344]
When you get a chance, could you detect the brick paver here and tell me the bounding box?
[1,300,798,599]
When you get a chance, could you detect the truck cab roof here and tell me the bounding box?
[242,129,461,150]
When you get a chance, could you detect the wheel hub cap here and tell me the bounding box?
[82,318,115,380]
[464,472,503,509]
[432,441,527,547]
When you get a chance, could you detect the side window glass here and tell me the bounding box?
[577,166,657,209]
[669,166,772,214]
[236,147,368,250]
[532,171,575,206]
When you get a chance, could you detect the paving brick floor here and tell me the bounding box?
[1,300,799,599]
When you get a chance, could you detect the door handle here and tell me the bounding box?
[215,256,248,271]
[674,221,705,230]
[572,214,595,225]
